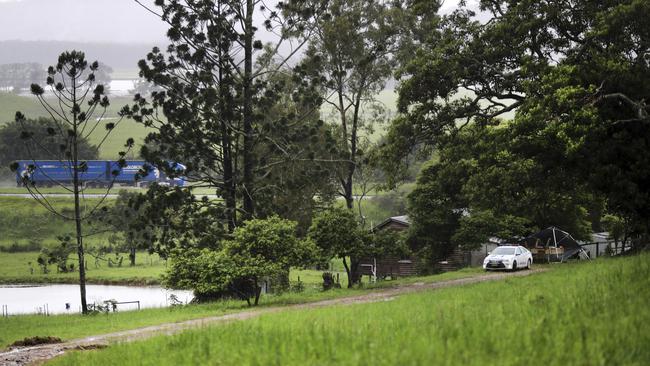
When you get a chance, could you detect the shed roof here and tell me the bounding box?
[374,215,410,231]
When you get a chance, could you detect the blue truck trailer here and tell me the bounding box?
[14,160,185,188]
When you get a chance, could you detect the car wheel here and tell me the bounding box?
[511,261,517,271]
[527,259,531,270]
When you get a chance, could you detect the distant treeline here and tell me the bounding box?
[0,61,113,92]
[0,40,154,72]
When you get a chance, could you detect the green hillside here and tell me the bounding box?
[0,93,150,159]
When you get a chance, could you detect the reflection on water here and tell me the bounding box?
[0,284,193,315]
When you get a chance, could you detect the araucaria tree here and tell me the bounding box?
[127,0,329,231]
[10,51,131,314]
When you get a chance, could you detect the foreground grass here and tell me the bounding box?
[49,254,650,366]
[0,268,484,349]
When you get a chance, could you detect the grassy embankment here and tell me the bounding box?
[47,254,650,366]
[0,267,485,349]
[0,251,166,286]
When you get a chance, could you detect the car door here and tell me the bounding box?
[514,247,522,268]
[521,247,530,266]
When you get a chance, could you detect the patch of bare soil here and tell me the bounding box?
[9,337,62,348]
[0,269,544,366]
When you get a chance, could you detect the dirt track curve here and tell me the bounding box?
[0,269,544,365]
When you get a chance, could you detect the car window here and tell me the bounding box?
[515,248,521,255]
[493,247,515,255]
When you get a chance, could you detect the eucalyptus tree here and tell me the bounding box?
[10,51,131,314]
[298,0,402,211]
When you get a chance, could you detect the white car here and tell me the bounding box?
[483,245,533,271]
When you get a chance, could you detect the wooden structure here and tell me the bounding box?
[358,216,416,279]
[434,248,470,273]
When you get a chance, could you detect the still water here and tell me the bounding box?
[0,284,193,315]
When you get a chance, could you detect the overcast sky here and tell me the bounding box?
[0,0,167,44]
[0,0,473,44]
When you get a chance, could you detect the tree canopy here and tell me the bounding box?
[379,0,650,255]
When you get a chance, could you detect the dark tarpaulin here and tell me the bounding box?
[521,227,583,261]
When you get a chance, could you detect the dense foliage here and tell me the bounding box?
[163,216,314,305]
[379,0,650,258]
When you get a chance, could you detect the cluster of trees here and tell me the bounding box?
[0,63,45,92]
[378,0,650,262]
[109,0,407,297]
[0,118,98,181]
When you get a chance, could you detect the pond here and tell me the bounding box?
[0,284,193,315]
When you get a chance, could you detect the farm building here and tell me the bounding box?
[358,216,416,279]
[359,215,491,278]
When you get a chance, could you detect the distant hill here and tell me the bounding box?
[0,41,158,77]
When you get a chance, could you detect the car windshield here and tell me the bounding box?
[493,247,516,255]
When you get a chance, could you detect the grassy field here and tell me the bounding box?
[46,254,650,366]
[0,93,151,159]
[0,250,355,287]
[0,196,112,251]
[0,268,484,349]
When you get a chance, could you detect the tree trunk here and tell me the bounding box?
[241,0,255,220]
[129,246,136,267]
[343,177,354,210]
[342,257,352,288]
[254,278,262,306]
[218,21,237,233]
[71,77,88,314]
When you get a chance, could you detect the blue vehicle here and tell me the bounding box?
[14,160,186,188]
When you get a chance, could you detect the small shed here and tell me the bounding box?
[374,215,411,231]
[358,215,416,279]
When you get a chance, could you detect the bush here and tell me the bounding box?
[163,216,318,306]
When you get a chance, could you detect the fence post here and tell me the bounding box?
[596,242,600,258]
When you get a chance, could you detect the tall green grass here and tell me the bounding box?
[50,254,650,366]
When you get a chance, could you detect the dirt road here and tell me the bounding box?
[0,269,543,365]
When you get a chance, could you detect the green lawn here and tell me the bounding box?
[0,267,484,349]
[48,254,649,366]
